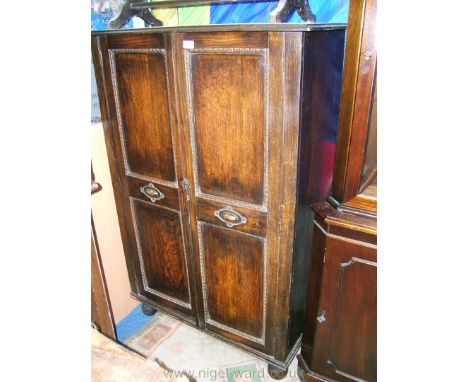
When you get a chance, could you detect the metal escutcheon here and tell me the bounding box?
[316,311,326,324]
[214,206,247,228]
[140,183,165,203]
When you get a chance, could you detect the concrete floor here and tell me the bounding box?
[119,306,301,382]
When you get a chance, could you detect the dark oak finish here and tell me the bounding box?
[299,0,377,381]
[127,176,180,210]
[92,32,198,326]
[359,81,377,196]
[331,0,377,215]
[327,256,376,379]
[195,198,267,237]
[288,29,345,353]
[92,25,345,374]
[268,364,289,380]
[132,200,190,305]
[111,50,176,182]
[190,52,265,205]
[300,204,377,382]
[201,223,265,345]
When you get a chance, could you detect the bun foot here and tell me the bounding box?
[268,364,288,380]
[141,303,157,316]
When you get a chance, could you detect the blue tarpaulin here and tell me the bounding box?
[210,0,348,24]
[91,0,348,31]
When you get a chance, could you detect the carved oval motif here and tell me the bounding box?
[214,207,247,228]
[140,183,165,203]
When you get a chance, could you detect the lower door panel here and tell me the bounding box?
[197,221,267,350]
[130,197,194,316]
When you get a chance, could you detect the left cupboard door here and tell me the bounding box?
[92,34,197,325]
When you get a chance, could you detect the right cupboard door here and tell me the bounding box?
[174,31,291,353]
[312,235,377,381]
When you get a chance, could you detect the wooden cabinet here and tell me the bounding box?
[92,24,345,376]
[298,0,377,381]
[299,205,377,382]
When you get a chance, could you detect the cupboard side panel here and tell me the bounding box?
[288,29,346,352]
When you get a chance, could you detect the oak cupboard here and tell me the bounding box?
[299,205,376,382]
[298,0,377,380]
[92,24,345,377]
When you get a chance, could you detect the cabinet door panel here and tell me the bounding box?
[312,236,377,382]
[110,50,176,182]
[328,258,377,380]
[97,34,198,322]
[187,50,267,206]
[199,223,266,345]
[131,199,191,308]
[175,32,284,353]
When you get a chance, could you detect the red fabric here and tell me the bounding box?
[318,141,336,201]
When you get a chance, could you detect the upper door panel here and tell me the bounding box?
[109,48,176,184]
[182,35,269,208]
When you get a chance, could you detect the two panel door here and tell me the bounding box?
[95,31,288,350]
[174,32,275,352]
[96,33,197,324]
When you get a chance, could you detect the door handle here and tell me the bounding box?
[140,183,165,203]
[91,181,102,195]
[214,207,247,228]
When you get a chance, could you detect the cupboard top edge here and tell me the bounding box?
[312,202,377,235]
[91,23,346,36]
